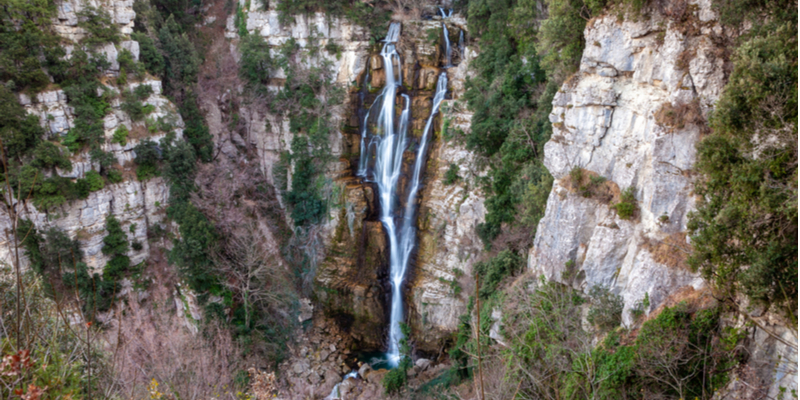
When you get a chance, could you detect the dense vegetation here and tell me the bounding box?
[501,278,741,399]
[688,0,797,321]
[437,0,798,398]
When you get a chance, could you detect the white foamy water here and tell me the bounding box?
[357,23,448,368]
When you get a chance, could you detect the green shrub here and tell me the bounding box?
[612,187,636,220]
[239,35,273,93]
[131,32,164,76]
[102,214,131,281]
[284,136,326,226]
[443,163,460,185]
[136,163,159,181]
[235,3,248,37]
[324,42,342,59]
[629,292,650,321]
[179,91,214,162]
[30,141,72,171]
[106,168,123,183]
[0,86,44,158]
[77,6,120,47]
[18,221,118,320]
[84,170,105,191]
[474,250,523,299]
[112,125,129,145]
[688,0,797,317]
[0,3,63,93]
[118,48,145,80]
[587,285,623,331]
[134,83,154,100]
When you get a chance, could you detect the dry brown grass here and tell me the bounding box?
[642,232,692,271]
[647,286,716,322]
[654,99,705,131]
[560,167,621,204]
[128,123,151,141]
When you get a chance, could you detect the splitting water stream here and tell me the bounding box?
[356,21,449,368]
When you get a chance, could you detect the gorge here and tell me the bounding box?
[0,0,796,399]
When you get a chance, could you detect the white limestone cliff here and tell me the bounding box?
[529,0,728,325]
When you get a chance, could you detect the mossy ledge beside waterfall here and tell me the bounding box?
[357,22,450,366]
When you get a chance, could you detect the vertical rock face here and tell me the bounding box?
[227,9,479,351]
[1,0,178,272]
[222,2,370,189]
[409,99,486,352]
[529,1,727,325]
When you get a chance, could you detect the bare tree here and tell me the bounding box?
[213,223,293,330]
[102,251,246,400]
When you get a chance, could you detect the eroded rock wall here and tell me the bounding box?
[529,0,726,324]
[1,1,178,272]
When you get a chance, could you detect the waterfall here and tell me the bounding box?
[459,30,464,55]
[356,72,371,177]
[442,22,452,67]
[387,73,448,365]
[439,8,452,66]
[357,23,402,178]
[357,23,448,368]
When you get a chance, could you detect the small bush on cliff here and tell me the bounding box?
[239,35,273,95]
[77,6,121,47]
[587,285,623,331]
[474,250,524,299]
[102,214,131,280]
[443,163,461,185]
[133,139,161,180]
[112,125,129,146]
[18,220,118,320]
[612,187,637,220]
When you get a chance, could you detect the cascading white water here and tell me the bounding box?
[387,73,448,366]
[358,22,402,178]
[356,23,449,367]
[439,8,453,66]
[459,30,464,55]
[442,22,452,67]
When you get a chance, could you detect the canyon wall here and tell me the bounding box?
[529,0,723,324]
[1,0,177,273]
[529,1,797,396]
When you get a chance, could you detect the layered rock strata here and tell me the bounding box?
[1,1,179,273]
[529,0,726,323]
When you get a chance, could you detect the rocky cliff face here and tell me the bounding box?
[1,0,178,272]
[529,2,796,396]
[529,0,726,324]
[409,63,487,352]
[230,3,480,353]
